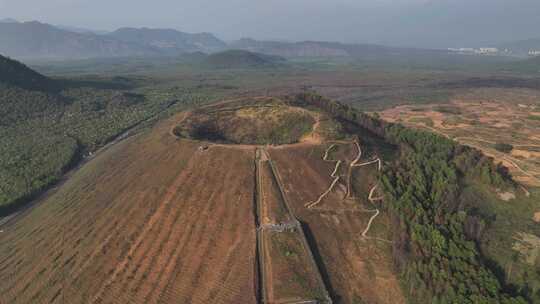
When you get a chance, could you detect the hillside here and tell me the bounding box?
[108,27,226,54]
[0,119,259,303]
[0,96,403,304]
[203,50,286,68]
[0,55,200,217]
[1,94,534,303]
[0,54,53,90]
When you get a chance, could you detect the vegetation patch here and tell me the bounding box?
[527,114,540,121]
[435,105,462,115]
[409,117,434,127]
[203,50,286,69]
[513,233,540,266]
[494,143,514,153]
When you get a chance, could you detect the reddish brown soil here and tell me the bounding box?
[263,230,325,303]
[0,104,404,304]
[0,113,258,304]
[258,151,328,303]
[268,144,405,304]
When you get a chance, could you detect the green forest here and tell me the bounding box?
[0,55,224,215]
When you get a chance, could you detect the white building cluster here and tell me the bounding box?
[447,47,505,55]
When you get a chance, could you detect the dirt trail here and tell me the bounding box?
[305,145,342,209]
[361,185,384,238]
[350,142,383,238]
[268,145,404,303]
[306,140,384,239]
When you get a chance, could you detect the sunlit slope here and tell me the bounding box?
[0,113,257,304]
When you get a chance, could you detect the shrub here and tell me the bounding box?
[494,143,514,153]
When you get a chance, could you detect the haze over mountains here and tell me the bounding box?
[0,19,227,59]
[1,18,540,61]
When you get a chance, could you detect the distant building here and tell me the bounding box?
[477,48,499,54]
[448,47,500,55]
[529,50,540,56]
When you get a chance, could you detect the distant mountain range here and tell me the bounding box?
[0,21,160,59]
[108,28,226,54]
[2,18,540,62]
[0,20,226,60]
[229,38,455,59]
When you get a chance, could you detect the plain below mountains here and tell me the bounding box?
[202,50,286,68]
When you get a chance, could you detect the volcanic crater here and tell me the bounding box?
[173,97,342,145]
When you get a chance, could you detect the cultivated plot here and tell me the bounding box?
[380,92,540,188]
[0,113,258,304]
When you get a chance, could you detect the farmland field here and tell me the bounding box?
[379,88,540,187]
[0,112,258,304]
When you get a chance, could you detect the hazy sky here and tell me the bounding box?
[1,0,539,48]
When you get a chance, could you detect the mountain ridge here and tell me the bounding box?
[0,21,160,59]
[0,21,227,60]
[108,27,226,54]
